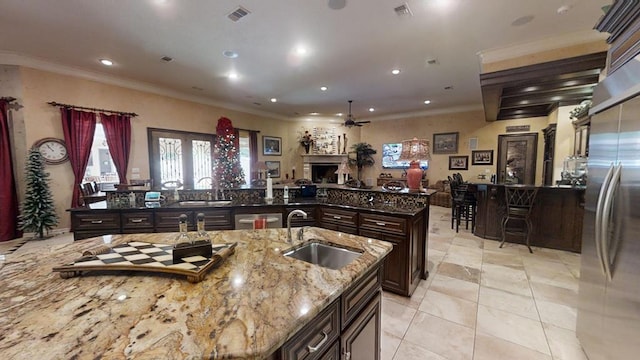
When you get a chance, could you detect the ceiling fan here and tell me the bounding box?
[343,100,371,128]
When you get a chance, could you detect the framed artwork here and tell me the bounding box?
[472,150,494,165]
[265,161,281,178]
[262,136,282,156]
[433,132,459,154]
[449,155,469,170]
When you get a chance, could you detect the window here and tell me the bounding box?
[238,131,250,184]
[149,128,215,189]
[83,123,118,187]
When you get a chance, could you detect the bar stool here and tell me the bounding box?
[500,185,538,253]
[449,176,477,232]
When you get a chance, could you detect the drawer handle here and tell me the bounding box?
[90,220,103,224]
[375,222,386,226]
[333,215,342,220]
[130,219,144,223]
[307,331,328,353]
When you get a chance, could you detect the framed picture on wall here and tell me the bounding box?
[472,150,493,165]
[265,161,281,178]
[433,132,459,154]
[449,155,468,170]
[263,136,282,156]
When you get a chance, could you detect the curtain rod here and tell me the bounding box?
[1,97,16,102]
[47,101,138,117]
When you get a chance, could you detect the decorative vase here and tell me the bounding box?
[304,144,310,154]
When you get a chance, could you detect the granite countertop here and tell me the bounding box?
[0,228,391,359]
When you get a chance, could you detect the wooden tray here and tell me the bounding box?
[53,241,237,283]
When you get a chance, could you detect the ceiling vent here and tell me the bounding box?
[394,3,413,17]
[160,56,173,62]
[228,6,250,22]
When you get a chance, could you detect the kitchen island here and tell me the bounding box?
[0,227,392,359]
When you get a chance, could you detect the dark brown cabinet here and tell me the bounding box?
[121,210,154,233]
[358,211,425,297]
[199,209,233,230]
[276,265,383,360]
[318,207,358,235]
[71,212,121,240]
[155,210,191,232]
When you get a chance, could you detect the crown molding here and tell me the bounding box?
[477,30,609,64]
[0,51,290,121]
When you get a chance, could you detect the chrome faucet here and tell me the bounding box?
[287,209,307,244]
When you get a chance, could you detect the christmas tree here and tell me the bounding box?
[213,117,245,188]
[19,148,59,239]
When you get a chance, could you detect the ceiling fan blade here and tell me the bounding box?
[356,120,371,124]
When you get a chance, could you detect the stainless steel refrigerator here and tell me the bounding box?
[577,58,640,359]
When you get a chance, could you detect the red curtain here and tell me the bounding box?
[100,113,131,185]
[249,131,258,180]
[0,100,20,241]
[60,108,96,208]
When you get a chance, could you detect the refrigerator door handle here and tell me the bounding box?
[601,163,622,282]
[595,163,615,276]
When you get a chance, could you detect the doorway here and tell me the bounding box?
[497,133,538,185]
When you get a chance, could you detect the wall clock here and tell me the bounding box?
[33,137,69,165]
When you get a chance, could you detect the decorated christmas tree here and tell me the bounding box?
[19,148,59,239]
[213,117,245,188]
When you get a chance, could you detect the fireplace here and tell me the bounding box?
[302,154,349,183]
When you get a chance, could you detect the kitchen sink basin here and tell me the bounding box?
[283,241,362,270]
[178,200,232,207]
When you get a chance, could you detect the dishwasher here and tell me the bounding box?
[234,213,283,229]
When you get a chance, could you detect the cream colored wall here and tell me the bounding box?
[17,67,285,230]
[554,106,577,182]
[12,66,571,232]
[358,110,551,185]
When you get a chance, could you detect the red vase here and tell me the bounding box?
[406,161,423,191]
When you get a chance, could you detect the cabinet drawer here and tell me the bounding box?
[319,207,358,228]
[72,212,121,231]
[155,210,193,231]
[121,211,154,230]
[341,265,382,329]
[359,213,406,235]
[199,210,232,230]
[281,300,340,360]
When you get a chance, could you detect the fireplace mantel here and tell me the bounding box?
[302,154,348,164]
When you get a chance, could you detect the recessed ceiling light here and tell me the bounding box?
[309,112,319,115]
[228,72,239,80]
[320,86,328,91]
[270,98,277,103]
[99,59,113,66]
[424,100,431,105]
[368,108,375,112]
[391,69,401,75]
[223,50,238,59]
[295,46,308,56]
[336,113,343,116]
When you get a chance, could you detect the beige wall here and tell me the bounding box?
[8,66,575,232]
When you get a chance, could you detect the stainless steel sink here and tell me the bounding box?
[178,200,232,207]
[283,241,362,270]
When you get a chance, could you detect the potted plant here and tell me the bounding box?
[299,130,314,154]
[349,142,377,182]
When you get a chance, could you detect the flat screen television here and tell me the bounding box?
[382,143,429,169]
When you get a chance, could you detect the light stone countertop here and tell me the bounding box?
[0,227,391,359]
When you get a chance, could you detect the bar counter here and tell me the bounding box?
[473,184,585,253]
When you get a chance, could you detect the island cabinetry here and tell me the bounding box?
[359,212,425,297]
[121,210,154,233]
[200,209,233,230]
[318,207,358,235]
[286,205,318,227]
[155,210,191,232]
[277,265,383,360]
[71,211,120,240]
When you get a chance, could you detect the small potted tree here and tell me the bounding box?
[348,142,377,185]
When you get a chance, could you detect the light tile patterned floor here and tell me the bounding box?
[381,206,587,360]
[2,206,587,359]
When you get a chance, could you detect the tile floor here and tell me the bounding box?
[1,206,587,359]
[381,206,587,360]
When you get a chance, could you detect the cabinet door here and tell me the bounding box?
[155,210,193,232]
[280,300,340,360]
[359,229,407,295]
[199,209,232,230]
[121,211,154,233]
[286,206,318,227]
[341,291,381,360]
